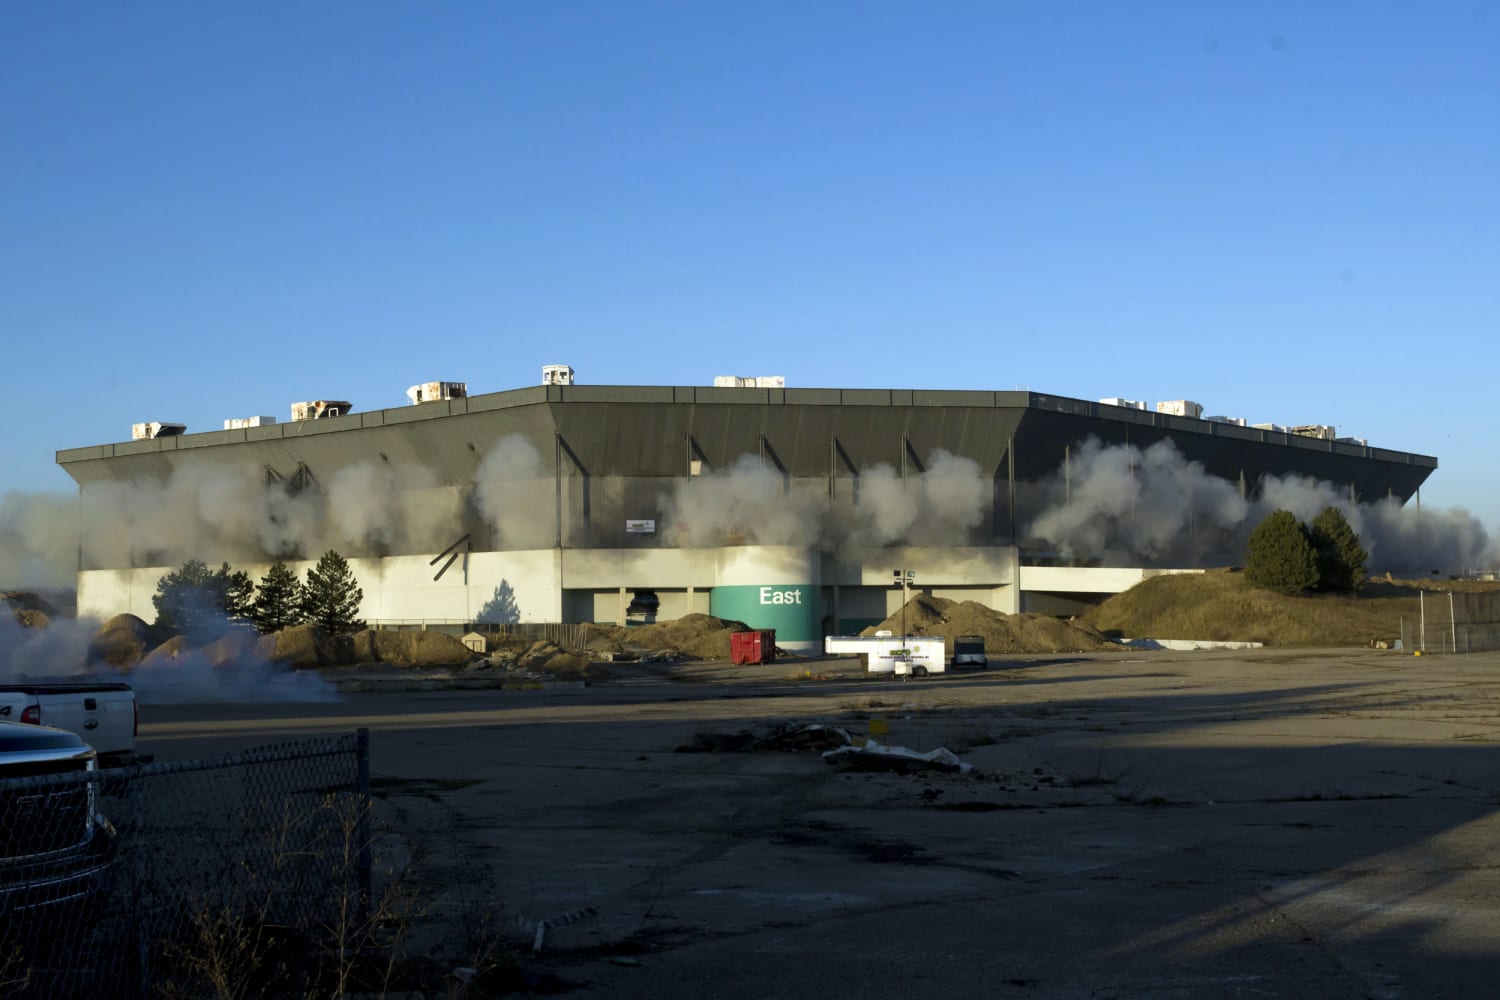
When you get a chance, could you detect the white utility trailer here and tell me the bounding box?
[824,633,947,677]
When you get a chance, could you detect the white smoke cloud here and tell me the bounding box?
[663,454,825,548]
[663,450,989,553]
[1023,438,1250,565]
[0,491,79,589]
[0,610,339,705]
[1022,437,1499,575]
[474,434,555,549]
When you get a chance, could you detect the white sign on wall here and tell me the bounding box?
[625,519,656,534]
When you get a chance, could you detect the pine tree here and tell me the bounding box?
[301,550,366,635]
[252,561,305,634]
[1245,510,1320,595]
[153,559,215,632]
[1309,507,1368,593]
[153,559,254,633]
[217,562,256,621]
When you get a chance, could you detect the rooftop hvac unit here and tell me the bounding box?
[1288,424,1337,441]
[1098,397,1147,410]
[223,416,277,430]
[1205,415,1248,427]
[290,400,353,422]
[131,421,186,440]
[1156,399,1204,420]
[713,375,786,388]
[542,364,575,386]
[1252,422,1286,433]
[406,381,467,405]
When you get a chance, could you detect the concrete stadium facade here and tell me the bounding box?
[56,385,1437,650]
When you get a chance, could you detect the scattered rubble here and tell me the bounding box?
[823,741,973,775]
[675,721,975,775]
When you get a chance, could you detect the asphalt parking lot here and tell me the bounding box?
[140,649,1500,998]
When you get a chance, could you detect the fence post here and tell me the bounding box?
[1450,592,1458,655]
[356,727,373,923]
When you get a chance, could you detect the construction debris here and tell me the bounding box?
[823,741,974,774]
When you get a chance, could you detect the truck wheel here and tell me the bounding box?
[912,665,928,678]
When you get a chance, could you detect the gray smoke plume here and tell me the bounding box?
[1022,437,1499,575]
[836,450,988,553]
[662,454,826,548]
[325,462,461,554]
[662,449,990,553]
[474,434,557,549]
[0,491,79,588]
[0,610,338,704]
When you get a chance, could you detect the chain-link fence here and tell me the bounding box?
[1400,590,1500,654]
[1,731,372,998]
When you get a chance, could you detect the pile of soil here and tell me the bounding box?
[3,591,57,630]
[88,614,158,670]
[580,613,753,661]
[861,595,1118,654]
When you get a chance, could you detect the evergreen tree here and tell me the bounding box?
[252,561,306,634]
[1309,506,1368,593]
[218,562,256,621]
[301,550,366,635]
[153,559,254,633]
[1245,510,1320,595]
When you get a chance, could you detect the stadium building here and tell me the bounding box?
[56,372,1437,651]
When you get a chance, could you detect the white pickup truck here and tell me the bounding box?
[0,719,118,932]
[0,682,138,763]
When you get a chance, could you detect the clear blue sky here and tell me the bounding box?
[3,3,1497,530]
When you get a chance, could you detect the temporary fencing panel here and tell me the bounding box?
[1,731,370,999]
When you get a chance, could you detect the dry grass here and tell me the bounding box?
[1079,568,1500,647]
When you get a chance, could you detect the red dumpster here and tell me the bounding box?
[730,629,777,665]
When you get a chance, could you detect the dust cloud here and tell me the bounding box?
[661,449,988,553]
[7,436,1495,591]
[1021,438,1499,576]
[474,434,556,549]
[1,492,78,589]
[0,610,338,704]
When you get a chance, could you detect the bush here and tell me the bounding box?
[1245,511,1320,595]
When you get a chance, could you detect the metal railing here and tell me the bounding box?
[2,732,371,998]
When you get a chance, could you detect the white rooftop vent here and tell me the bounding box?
[223,416,277,430]
[542,364,575,386]
[131,421,186,440]
[1156,400,1204,420]
[713,375,786,388]
[406,381,467,405]
[1098,397,1147,410]
[290,400,352,422]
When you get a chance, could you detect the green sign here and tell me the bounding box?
[710,584,818,647]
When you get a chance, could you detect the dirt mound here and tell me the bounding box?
[1080,568,1427,647]
[583,613,751,661]
[269,624,338,668]
[373,629,473,668]
[198,629,268,669]
[137,634,191,669]
[89,614,156,670]
[1,591,59,619]
[862,596,1118,654]
[9,608,50,630]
